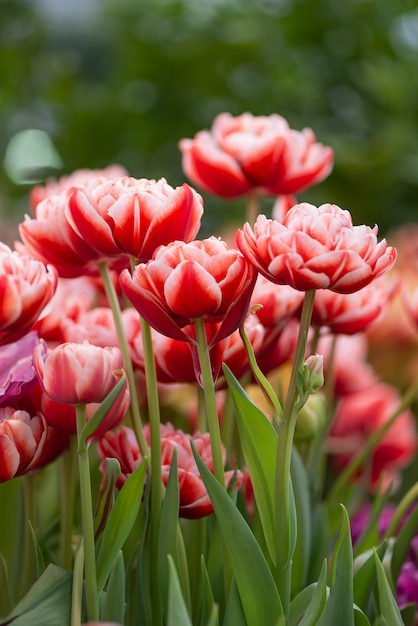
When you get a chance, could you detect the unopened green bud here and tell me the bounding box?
[300,353,324,396]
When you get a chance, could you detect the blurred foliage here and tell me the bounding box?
[1,0,418,236]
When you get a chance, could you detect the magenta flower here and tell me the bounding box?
[0,331,46,407]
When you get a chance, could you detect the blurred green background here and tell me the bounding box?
[1,0,418,238]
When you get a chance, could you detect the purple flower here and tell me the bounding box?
[0,331,46,406]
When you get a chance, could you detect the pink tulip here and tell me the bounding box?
[311,278,394,335]
[30,164,128,211]
[328,382,417,490]
[316,334,378,398]
[97,423,242,519]
[120,237,257,346]
[19,194,105,278]
[33,341,126,405]
[67,177,204,261]
[0,407,46,482]
[0,244,57,345]
[236,205,397,293]
[131,313,264,386]
[179,112,333,198]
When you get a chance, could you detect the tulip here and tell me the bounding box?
[0,331,46,407]
[0,244,57,345]
[19,194,105,278]
[131,313,264,386]
[0,407,46,482]
[67,177,204,261]
[33,341,125,405]
[120,237,257,346]
[179,112,333,198]
[311,277,394,335]
[236,205,397,294]
[97,423,242,518]
[327,382,417,489]
[317,333,378,398]
[30,164,128,211]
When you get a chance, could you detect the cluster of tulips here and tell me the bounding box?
[0,112,417,625]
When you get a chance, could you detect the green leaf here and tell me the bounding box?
[297,559,328,626]
[223,578,246,626]
[191,441,285,626]
[223,364,277,564]
[353,541,387,611]
[290,448,312,593]
[316,505,355,626]
[167,555,192,626]
[28,522,45,581]
[2,564,72,626]
[96,458,147,593]
[199,555,219,626]
[353,606,371,626]
[100,550,126,624]
[78,370,127,453]
[0,554,12,618]
[391,504,418,582]
[158,449,183,617]
[373,550,404,625]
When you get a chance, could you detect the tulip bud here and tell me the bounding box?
[300,353,324,397]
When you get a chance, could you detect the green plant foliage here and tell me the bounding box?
[96,458,147,593]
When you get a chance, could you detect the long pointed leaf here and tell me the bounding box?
[191,441,284,626]
[316,505,355,626]
[167,555,192,626]
[223,364,277,564]
[374,550,404,625]
[100,550,126,624]
[2,565,72,626]
[96,458,147,593]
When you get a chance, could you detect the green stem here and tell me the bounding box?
[194,317,225,487]
[384,481,418,539]
[19,473,36,599]
[75,404,99,622]
[275,289,315,616]
[98,261,149,459]
[246,190,260,226]
[70,539,84,626]
[139,316,163,626]
[60,435,78,571]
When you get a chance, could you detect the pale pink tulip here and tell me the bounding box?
[30,165,128,211]
[0,244,57,345]
[33,341,125,405]
[236,205,397,293]
[179,112,333,198]
[328,382,416,489]
[0,407,46,482]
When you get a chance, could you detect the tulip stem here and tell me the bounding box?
[60,435,78,571]
[19,473,36,600]
[75,404,99,623]
[246,190,260,226]
[194,317,225,487]
[275,289,315,615]
[139,316,163,626]
[98,261,149,460]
